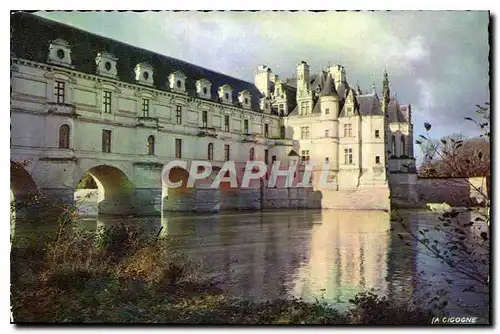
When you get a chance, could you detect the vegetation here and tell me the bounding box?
[395,103,491,318]
[76,172,98,189]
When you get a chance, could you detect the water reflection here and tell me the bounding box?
[291,211,391,305]
[12,208,489,321]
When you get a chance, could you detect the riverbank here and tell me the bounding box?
[11,222,433,324]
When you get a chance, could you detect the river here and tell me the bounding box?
[12,204,490,323]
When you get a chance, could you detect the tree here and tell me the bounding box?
[396,103,490,318]
[418,133,490,179]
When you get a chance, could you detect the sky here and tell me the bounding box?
[35,10,490,158]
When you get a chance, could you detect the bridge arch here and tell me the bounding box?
[75,164,135,216]
[10,161,40,231]
[11,161,38,200]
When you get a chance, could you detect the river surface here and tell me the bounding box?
[12,205,490,323]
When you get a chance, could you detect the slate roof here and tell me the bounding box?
[10,12,268,113]
[387,99,408,123]
[319,73,339,98]
[338,92,383,117]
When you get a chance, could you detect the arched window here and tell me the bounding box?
[391,135,396,156]
[249,147,255,161]
[59,124,70,148]
[401,135,405,156]
[147,135,155,155]
[207,143,213,160]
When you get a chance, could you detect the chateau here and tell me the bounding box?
[10,12,417,215]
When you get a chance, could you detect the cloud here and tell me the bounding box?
[34,11,490,143]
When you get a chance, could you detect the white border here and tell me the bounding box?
[2,2,496,333]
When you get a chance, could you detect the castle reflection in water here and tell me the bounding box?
[87,210,418,309]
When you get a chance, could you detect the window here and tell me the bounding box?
[244,119,249,134]
[265,149,269,165]
[344,123,352,137]
[375,155,380,164]
[272,155,277,164]
[401,135,406,156]
[175,138,182,158]
[280,126,285,139]
[249,148,255,161]
[54,81,65,104]
[58,124,70,148]
[325,108,330,115]
[57,49,65,59]
[147,135,155,155]
[375,130,380,138]
[224,115,230,132]
[264,124,269,138]
[102,130,111,153]
[391,135,396,155]
[224,144,230,161]
[279,104,285,116]
[103,91,112,114]
[208,143,214,160]
[305,101,311,114]
[300,102,306,115]
[300,126,310,139]
[142,98,150,117]
[301,150,310,164]
[202,110,208,128]
[325,129,329,137]
[176,105,182,124]
[177,80,181,88]
[346,107,353,115]
[344,148,353,164]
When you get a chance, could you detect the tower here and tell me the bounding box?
[319,73,340,181]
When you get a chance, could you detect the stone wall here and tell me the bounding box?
[164,185,391,213]
[388,172,418,207]
[416,177,488,207]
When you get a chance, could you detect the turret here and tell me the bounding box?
[319,73,340,119]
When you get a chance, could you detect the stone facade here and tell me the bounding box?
[10,12,415,215]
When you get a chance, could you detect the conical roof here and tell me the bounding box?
[320,73,340,99]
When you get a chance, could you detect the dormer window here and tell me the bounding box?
[196,78,212,99]
[95,52,118,79]
[169,71,187,93]
[218,84,233,105]
[134,62,154,86]
[48,38,73,68]
[238,90,252,109]
[260,97,271,113]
